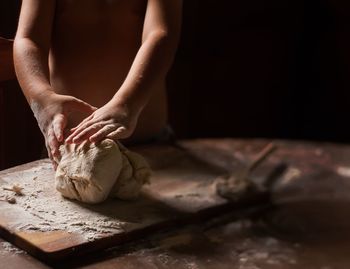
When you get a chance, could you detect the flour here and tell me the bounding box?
[0,161,142,241]
[0,148,226,245]
[0,241,25,255]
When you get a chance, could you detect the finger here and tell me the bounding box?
[45,140,58,170]
[72,114,94,131]
[46,142,53,161]
[52,161,58,171]
[66,122,92,143]
[48,128,60,158]
[89,124,117,143]
[70,126,78,132]
[106,126,129,140]
[53,114,67,142]
[66,98,97,114]
[65,116,95,143]
[64,128,75,137]
[72,122,106,144]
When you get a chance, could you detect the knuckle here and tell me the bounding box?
[92,123,102,130]
[48,138,57,146]
[105,125,115,131]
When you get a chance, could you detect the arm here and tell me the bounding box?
[112,0,183,113]
[66,0,183,144]
[14,0,95,166]
[14,0,55,104]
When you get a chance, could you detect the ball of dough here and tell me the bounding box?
[111,147,152,200]
[55,139,151,204]
[55,139,123,204]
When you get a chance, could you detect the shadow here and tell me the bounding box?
[52,143,280,268]
[260,198,350,243]
[173,141,243,172]
[137,141,230,177]
[55,203,271,269]
[263,162,289,189]
[74,192,183,225]
[254,163,350,242]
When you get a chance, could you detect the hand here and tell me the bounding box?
[31,92,96,168]
[65,101,138,144]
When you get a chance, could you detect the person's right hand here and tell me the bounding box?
[31,92,96,169]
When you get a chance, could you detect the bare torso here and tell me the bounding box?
[49,0,168,142]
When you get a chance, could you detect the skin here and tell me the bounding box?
[14,0,182,168]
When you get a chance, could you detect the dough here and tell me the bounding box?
[111,145,152,200]
[55,139,151,204]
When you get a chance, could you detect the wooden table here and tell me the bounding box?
[1,138,350,269]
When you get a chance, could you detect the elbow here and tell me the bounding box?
[13,37,28,63]
[14,36,50,57]
[144,29,179,59]
[144,29,173,47]
[14,37,32,56]
[14,35,32,48]
[154,29,169,41]
[14,36,34,50]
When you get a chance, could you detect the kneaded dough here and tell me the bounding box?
[55,139,151,204]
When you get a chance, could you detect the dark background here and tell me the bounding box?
[1,0,350,169]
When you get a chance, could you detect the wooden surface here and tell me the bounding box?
[1,138,350,269]
[0,140,270,263]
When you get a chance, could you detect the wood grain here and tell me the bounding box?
[0,142,270,263]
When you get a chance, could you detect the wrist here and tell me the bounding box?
[31,87,56,104]
[29,89,57,113]
[110,95,143,116]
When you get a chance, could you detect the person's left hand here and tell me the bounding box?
[65,101,138,144]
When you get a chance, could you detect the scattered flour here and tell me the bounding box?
[0,241,25,255]
[0,161,146,242]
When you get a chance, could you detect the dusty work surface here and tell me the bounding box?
[0,143,227,261]
[0,139,270,262]
[2,138,350,268]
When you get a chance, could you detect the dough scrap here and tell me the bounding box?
[55,139,151,204]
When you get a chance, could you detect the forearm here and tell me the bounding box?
[14,37,54,106]
[111,31,177,114]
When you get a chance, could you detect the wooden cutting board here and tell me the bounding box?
[0,142,269,263]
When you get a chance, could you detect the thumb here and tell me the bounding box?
[53,114,67,142]
[66,98,97,114]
